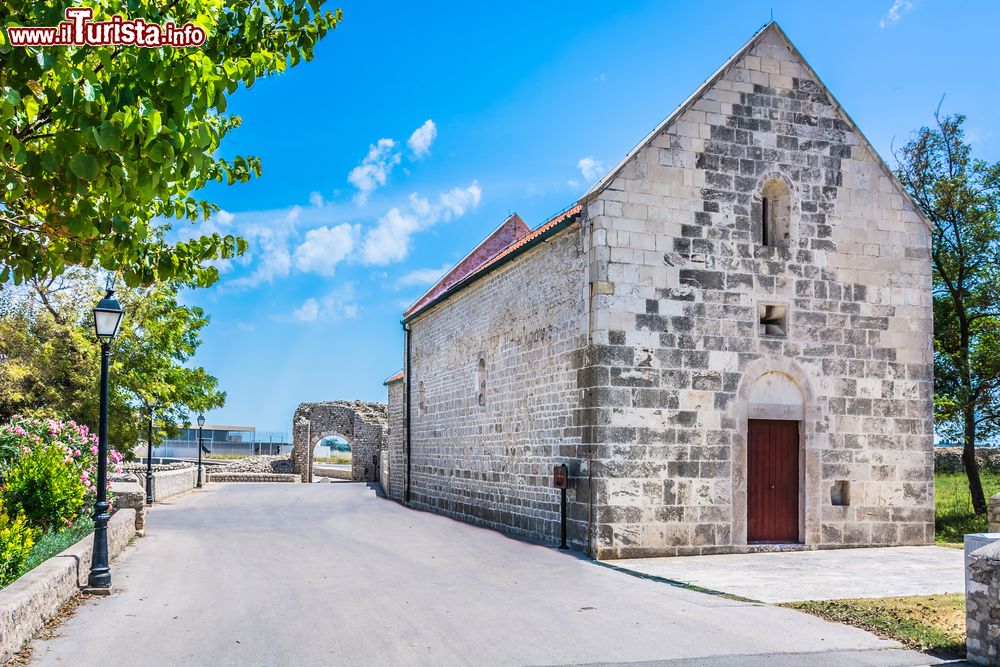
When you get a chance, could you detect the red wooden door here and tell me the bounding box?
[747,419,799,543]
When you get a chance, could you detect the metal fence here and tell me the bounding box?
[155,427,290,459]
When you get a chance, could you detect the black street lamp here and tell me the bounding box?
[86,289,124,593]
[145,402,157,506]
[196,414,205,488]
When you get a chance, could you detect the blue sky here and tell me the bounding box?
[186,0,1000,433]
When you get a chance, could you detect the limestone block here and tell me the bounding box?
[967,540,1000,665]
[991,493,1000,533]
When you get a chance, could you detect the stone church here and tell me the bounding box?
[383,22,934,559]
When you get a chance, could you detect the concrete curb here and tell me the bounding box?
[0,508,137,664]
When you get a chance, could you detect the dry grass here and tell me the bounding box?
[785,594,965,658]
[313,452,351,465]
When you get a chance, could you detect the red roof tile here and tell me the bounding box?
[404,213,531,318]
[403,204,582,321]
[383,370,404,385]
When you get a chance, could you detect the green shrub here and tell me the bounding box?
[20,516,93,577]
[0,509,36,586]
[3,443,85,531]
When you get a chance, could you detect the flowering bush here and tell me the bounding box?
[0,417,121,531]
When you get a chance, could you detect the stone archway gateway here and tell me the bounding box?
[292,400,387,483]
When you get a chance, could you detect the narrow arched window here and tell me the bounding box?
[760,179,791,248]
[477,356,487,406]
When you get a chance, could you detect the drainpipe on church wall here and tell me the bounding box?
[404,322,412,504]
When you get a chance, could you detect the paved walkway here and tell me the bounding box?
[605,545,964,603]
[28,484,943,666]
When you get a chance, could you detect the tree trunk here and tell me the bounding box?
[963,405,988,514]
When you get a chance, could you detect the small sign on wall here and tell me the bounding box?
[553,464,568,489]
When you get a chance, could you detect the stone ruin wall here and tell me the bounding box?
[292,400,388,483]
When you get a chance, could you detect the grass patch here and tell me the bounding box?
[935,470,1000,546]
[205,453,252,460]
[785,594,965,658]
[314,453,351,465]
[19,516,94,576]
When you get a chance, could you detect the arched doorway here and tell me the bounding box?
[733,360,821,548]
[291,401,387,483]
[746,371,804,544]
[313,434,352,465]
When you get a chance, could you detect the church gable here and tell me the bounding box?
[584,22,929,236]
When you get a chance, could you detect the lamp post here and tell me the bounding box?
[197,414,205,488]
[87,289,124,593]
[145,403,156,505]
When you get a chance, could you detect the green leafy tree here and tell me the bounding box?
[0,0,342,287]
[896,113,1000,514]
[0,270,226,450]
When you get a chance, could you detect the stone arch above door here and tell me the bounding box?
[731,358,822,548]
[291,400,387,483]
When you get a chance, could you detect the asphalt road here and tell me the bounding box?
[27,483,942,666]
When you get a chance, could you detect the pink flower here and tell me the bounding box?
[90,445,98,455]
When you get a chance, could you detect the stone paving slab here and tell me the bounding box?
[26,485,943,666]
[604,546,964,603]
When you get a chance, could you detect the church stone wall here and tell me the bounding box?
[582,28,934,558]
[406,226,588,546]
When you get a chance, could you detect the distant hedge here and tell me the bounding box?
[934,447,1000,473]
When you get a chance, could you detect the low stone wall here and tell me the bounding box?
[935,447,1000,473]
[312,467,351,480]
[134,466,203,500]
[991,494,1000,533]
[207,472,298,483]
[110,480,146,534]
[967,539,1000,665]
[0,508,136,664]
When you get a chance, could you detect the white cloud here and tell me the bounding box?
[309,191,324,207]
[594,73,606,83]
[393,264,452,290]
[292,284,358,323]
[360,182,482,265]
[293,223,359,277]
[407,120,437,159]
[227,207,301,289]
[880,0,913,27]
[360,208,420,265]
[347,138,401,205]
[437,183,481,220]
[567,179,580,189]
[216,209,234,225]
[577,156,605,182]
[293,298,320,322]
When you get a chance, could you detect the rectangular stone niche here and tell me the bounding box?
[759,303,788,336]
[831,480,850,507]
